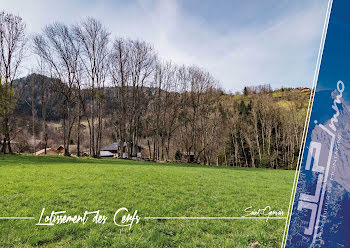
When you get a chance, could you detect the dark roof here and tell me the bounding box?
[101,142,119,151]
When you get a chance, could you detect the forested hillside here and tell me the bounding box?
[220,87,310,169]
[11,73,310,169]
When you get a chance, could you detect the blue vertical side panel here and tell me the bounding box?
[285,0,350,247]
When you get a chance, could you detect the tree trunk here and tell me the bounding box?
[77,100,81,157]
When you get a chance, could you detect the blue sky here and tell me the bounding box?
[0,0,329,92]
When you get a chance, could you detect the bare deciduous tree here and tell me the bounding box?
[110,38,156,157]
[0,11,26,153]
[74,17,110,157]
[33,23,80,155]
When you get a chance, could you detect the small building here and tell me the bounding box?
[100,142,145,159]
[100,150,114,157]
[68,145,77,155]
[134,145,145,159]
[101,142,120,155]
[57,145,65,154]
[182,152,195,163]
[0,140,19,152]
[300,88,310,93]
[35,148,59,155]
[56,145,78,155]
[101,142,128,158]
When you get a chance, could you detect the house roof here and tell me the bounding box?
[57,145,64,150]
[35,148,58,155]
[101,142,119,151]
[100,151,114,157]
[56,145,78,152]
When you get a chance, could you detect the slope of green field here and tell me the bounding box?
[0,155,294,247]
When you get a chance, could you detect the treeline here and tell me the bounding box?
[0,11,309,169]
[224,91,309,169]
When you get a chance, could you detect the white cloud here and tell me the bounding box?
[0,0,329,91]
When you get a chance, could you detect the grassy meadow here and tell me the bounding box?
[0,155,294,247]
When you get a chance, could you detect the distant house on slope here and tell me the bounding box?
[57,145,65,154]
[100,142,123,158]
[56,145,78,155]
[101,142,120,155]
[100,142,144,159]
[300,88,310,93]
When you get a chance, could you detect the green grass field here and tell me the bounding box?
[0,155,294,247]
